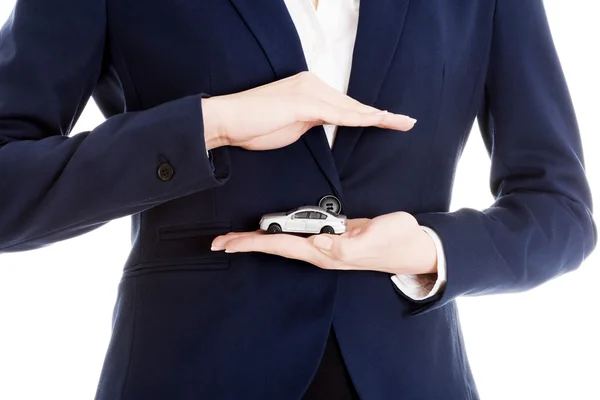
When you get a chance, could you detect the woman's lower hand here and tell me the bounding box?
[211,211,438,276]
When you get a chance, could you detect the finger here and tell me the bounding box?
[224,234,355,270]
[312,103,387,127]
[347,227,363,238]
[224,233,328,264]
[212,231,263,250]
[344,219,369,238]
[292,71,379,114]
[315,82,382,114]
[311,82,416,128]
[346,218,370,231]
[315,104,416,131]
[374,112,418,131]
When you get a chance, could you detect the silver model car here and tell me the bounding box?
[259,206,347,234]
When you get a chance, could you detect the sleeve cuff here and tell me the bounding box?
[390,226,447,301]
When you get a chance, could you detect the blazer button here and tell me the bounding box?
[319,195,342,215]
[157,163,174,181]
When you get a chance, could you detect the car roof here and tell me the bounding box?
[287,206,337,216]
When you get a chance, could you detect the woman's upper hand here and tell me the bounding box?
[201,71,416,151]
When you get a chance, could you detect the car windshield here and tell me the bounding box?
[285,207,301,216]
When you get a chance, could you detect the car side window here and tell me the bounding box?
[293,211,309,219]
[309,212,324,220]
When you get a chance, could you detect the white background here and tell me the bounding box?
[0,1,598,399]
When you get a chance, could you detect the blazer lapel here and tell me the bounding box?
[332,0,411,173]
[228,0,344,198]
[227,0,306,79]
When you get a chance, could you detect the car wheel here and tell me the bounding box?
[268,223,282,234]
[320,226,335,234]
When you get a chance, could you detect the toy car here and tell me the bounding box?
[259,206,347,234]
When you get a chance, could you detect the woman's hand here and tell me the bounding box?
[202,71,416,151]
[211,212,438,276]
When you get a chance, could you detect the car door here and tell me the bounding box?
[285,211,308,232]
[306,211,326,233]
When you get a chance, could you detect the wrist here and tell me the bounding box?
[201,97,229,151]
[416,227,438,275]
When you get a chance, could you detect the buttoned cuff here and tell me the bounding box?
[390,226,447,301]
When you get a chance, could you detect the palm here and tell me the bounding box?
[209,212,435,276]
[236,121,313,151]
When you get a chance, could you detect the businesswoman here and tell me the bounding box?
[0,0,595,399]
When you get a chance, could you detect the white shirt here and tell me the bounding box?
[283,0,447,300]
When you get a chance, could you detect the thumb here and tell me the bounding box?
[312,235,335,251]
[310,234,356,263]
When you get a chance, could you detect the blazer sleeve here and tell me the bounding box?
[410,0,597,314]
[0,0,229,253]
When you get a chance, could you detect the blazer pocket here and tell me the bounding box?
[154,221,231,259]
[158,221,231,241]
[123,256,229,278]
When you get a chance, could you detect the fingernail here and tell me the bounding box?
[211,240,225,251]
[314,236,333,251]
[403,116,417,124]
[224,248,238,254]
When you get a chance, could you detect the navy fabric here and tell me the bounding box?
[0,0,596,399]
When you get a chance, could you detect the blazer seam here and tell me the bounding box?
[301,273,342,397]
[482,0,515,177]
[207,59,219,220]
[66,0,109,135]
[104,0,148,266]
[105,0,144,110]
[119,277,139,400]
[417,62,446,208]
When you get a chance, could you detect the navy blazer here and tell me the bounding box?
[0,0,596,399]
